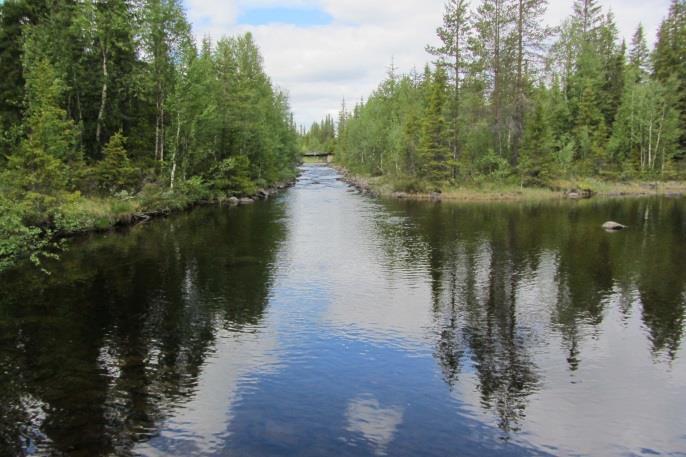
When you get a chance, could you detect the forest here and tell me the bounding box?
[0,0,300,271]
[304,0,686,193]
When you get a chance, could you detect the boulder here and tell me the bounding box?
[256,189,270,199]
[602,221,627,231]
[239,197,255,205]
[565,188,594,199]
[227,196,239,206]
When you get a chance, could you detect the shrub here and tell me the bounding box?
[0,195,51,272]
[210,156,257,196]
[178,176,211,202]
[92,132,139,195]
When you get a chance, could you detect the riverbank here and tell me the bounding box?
[335,166,686,202]
[0,177,296,273]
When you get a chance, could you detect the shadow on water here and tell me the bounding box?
[0,204,287,456]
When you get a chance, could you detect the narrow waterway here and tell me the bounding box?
[1,165,685,456]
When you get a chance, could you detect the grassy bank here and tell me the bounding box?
[334,166,686,202]
[0,174,296,274]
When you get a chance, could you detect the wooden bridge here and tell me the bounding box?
[302,151,335,163]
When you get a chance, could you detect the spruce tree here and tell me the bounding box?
[654,0,686,153]
[419,65,451,186]
[629,24,651,80]
[427,0,471,176]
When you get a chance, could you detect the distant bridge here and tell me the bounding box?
[302,151,334,163]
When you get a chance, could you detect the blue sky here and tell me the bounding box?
[238,6,333,27]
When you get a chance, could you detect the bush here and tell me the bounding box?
[178,176,211,202]
[0,195,51,272]
[476,150,511,180]
[210,156,257,196]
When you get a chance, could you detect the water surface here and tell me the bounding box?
[1,165,685,456]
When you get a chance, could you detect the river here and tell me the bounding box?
[1,165,685,456]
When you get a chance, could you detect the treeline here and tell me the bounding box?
[0,0,299,271]
[298,114,336,154]
[333,0,686,190]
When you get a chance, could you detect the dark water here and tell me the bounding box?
[1,165,686,457]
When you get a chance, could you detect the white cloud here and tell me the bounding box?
[184,0,672,127]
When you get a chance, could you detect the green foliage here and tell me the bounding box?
[92,132,138,194]
[300,115,336,153]
[475,150,511,180]
[177,176,211,202]
[0,195,51,273]
[333,0,684,191]
[419,65,451,185]
[210,156,257,196]
[54,195,114,233]
[0,3,298,272]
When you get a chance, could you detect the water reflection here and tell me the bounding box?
[0,204,287,456]
[1,166,685,456]
[374,196,686,452]
[345,395,404,456]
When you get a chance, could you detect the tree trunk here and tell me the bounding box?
[494,0,503,158]
[511,0,524,167]
[170,112,181,189]
[160,101,165,162]
[96,45,108,148]
[453,19,461,180]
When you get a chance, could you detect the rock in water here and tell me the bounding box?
[227,196,239,206]
[239,197,255,205]
[602,221,627,231]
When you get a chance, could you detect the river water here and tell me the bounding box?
[1,165,685,456]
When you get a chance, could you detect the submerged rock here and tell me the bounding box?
[602,221,627,231]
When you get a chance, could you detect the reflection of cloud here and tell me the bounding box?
[134,327,280,456]
[345,395,404,456]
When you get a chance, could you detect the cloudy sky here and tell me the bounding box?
[183,0,672,127]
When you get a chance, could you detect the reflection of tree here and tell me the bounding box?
[552,214,614,371]
[459,223,539,434]
[0,204,287,456]
[376,197,686,433]
[636,200,686,358]
[380,202,541,434]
